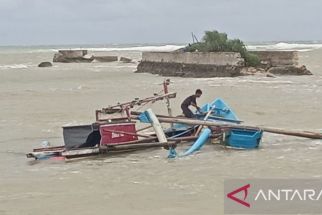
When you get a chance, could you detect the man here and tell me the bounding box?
[181,89,202,118]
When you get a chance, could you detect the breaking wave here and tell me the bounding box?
[86,45,185,52]
[247,42,322,52]
[0,64,29,69]
[3,42,322,53]
[21,45,184,53]
[80,43,322,52]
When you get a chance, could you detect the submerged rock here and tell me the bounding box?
[266,72,276,78]
[240,67,266,76]
[38,62,53,67]
[120,57,132,63]
[93,56,118,62]
[267,65,312,75]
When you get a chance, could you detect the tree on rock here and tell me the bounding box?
[185,30,260,67]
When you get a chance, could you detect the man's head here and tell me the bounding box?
[195,89,202,98]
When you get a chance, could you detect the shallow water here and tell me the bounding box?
[0,46,321,215]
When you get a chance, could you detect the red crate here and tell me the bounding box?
[100,123,138,145]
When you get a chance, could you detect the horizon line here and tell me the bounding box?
[1,40,322,48]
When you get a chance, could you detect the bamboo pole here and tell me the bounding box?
[136,125,153,132]
[131,111,179,119]
[102,92,176,110]
[133,115,322,140]
[258,127,322,139]
[194,107,215,136]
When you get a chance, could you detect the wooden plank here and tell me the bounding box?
[100,128,153,138]
[102,134,222,151]
[35,134,222,160]
[61,148,100,157]
[33,146,65,152]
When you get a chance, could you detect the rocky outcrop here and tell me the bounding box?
[120,57,132,63]
[93,56,118,62]
[251,51,299,67]
[240,65,311,77]
[141,52,245,66]
[53,54,94,63]
[240,67,266,76]
[52,50,124,63]
[136,51,312,78]
[266,73,276,78]
[53,50,94,63]
[249,51,311,76]
[136,52,244,77]
[136,61,242,78]
[38,62,53,67]
[267,65,312,75]
[58,50,87,58]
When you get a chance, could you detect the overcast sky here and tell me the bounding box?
[0,0,321,45]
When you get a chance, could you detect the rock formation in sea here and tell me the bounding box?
[38,62,53,67]
[267,65,311,75]
[52,50,131,64]
[53,50,94,63]
[93,56,118,62]
[120,57,133,63]
[136,51,312,77]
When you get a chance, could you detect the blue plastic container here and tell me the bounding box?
[225,128,263,149]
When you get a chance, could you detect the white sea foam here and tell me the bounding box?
[236,79,294,84]
[0,64,28,69]
[7,43,322,54]
[25,49,57,53]
[94,65,137,68]
[24,45,184,53]
[86,45,184,52]
[62,121,88,127]
[247,42,322,52]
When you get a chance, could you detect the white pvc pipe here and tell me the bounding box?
[146,109,168,144]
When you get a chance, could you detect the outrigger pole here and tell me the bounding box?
[131,113,322,140]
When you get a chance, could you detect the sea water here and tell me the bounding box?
[0,43,321,215]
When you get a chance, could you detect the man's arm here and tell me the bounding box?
[191,102,201,111]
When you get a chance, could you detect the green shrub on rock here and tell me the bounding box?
[185,30,260,67]
[244,53,261,67]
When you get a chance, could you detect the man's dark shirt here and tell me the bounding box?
[181,95,197,108]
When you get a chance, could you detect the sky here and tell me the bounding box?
[0,0,321,45]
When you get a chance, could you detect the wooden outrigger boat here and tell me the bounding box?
[26,80,322,161]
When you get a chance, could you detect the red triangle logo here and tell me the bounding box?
[227,184,251,208]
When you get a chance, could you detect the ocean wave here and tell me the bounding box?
[26,49,57,53]
[236,79,294,84]
[23,45,184,53]
[0,64,29,69]
[86,45,184,52]
[6,43,322,53]
[93,65,137,68]
[5,43,322,54]
[247,42,322,52]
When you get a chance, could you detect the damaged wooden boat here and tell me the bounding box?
[26,80,322,161]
